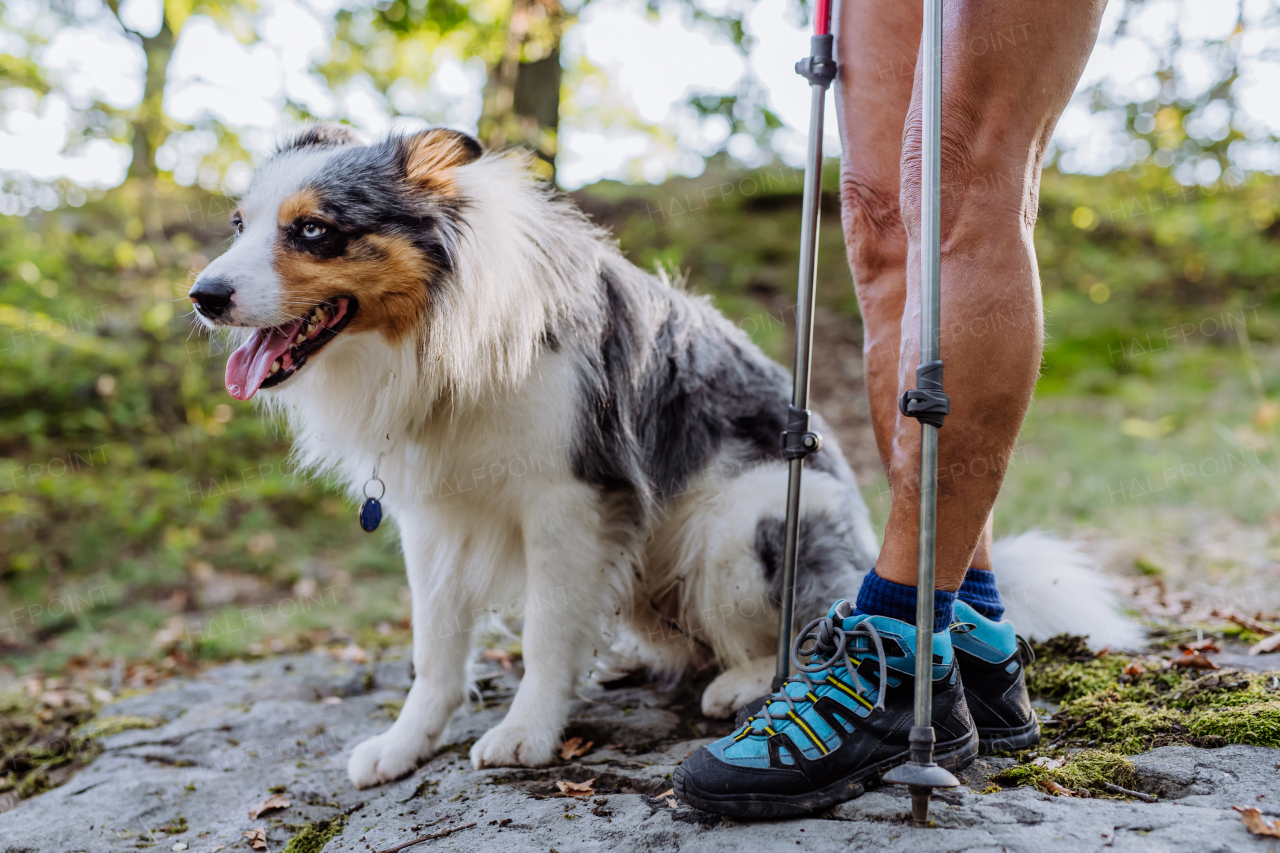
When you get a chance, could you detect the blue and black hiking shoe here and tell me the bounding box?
[950,599,1041,755]
[673,600,978,819]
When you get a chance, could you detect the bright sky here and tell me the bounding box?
[2,0,1279,198]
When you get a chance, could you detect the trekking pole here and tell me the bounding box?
[881,0,959,827]
[774,0,837,691]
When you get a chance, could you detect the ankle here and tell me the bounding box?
[854,568,956,634]
[957,567,1004,621]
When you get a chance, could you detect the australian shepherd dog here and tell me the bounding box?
[189,124,1129,788]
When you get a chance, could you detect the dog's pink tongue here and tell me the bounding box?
[225,319,304,400]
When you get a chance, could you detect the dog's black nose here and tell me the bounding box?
[189,277,235,319]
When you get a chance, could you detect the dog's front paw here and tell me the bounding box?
[701,658,774,719]
[470,722,556,769]
[348,729,434,788]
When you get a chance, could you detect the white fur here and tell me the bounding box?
[993,531,1142,649]
[197,144,1135,791]
[199,148,344,327]
[226,152,820,784]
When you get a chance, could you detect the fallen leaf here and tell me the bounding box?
[558,738,594,760]
[1178,639,1221,654]
[1234,806,1280,837]
[1032,756,1064,771]
[657,788,675,798]
[1227,613,1276,636]
[1123,660,1146,676]
[664,797,679,809]
[171,844,188,852]
[248,793,290,820]
[332,643,367,664]
[1172,651,1220,670]
[210,846,226,853]
[555,778,596,797]
[241,827,269,851]
[1045,781,1076,797]
[1249,634,1280,656]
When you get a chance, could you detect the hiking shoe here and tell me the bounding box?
[674,600,978,819]
[950,599,1041,755]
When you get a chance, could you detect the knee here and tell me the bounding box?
[839,169,908,288]
[899,96,1042,248]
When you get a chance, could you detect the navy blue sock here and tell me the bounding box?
[957,567,1004,621]
[853,568,956,634]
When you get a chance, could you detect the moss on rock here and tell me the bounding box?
[1025,635,1280,754]
[993,749,1139,797]
[1185,700,1280,747]
[991,635,1280,794]
[77,714,162,739]
[282,815,346,853]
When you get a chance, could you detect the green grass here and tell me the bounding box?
[998,333,1280,535]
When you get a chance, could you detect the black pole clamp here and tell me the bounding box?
[899,360,950,429]
[780,405,823,460]
[796,34,837,87]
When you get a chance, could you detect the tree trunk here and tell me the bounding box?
[128,14,176,180]
[513,48,561,171]
[482,0,564,181]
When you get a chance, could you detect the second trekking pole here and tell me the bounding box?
[881,0,960,828]
[774,0,837,691]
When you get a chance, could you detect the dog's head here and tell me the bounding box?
[190,123,481,400]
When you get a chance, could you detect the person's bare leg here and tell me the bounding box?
[970,512,994,571]
[872,0,1108,591]
[834,0,998,579]
[833,0,919,477]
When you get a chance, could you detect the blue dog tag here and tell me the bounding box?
[359,497,382,532]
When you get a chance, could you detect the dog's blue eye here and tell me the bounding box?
[301,223,326,239]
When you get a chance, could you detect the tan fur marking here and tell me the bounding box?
[278,187,324,227]
[405,130,478,196]
[272,233,431,344]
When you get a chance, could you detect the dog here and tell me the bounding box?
[189,124,1132,788]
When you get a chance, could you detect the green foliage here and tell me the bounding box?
[0,180,406,671]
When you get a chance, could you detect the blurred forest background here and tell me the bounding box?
[1,0,1280,759]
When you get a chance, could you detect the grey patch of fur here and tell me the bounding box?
[562,249,874,628]
[755,509,871,627]
[569,257,847,504]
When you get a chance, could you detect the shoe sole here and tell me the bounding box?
[976,715,1041,755]
[672,726,979,820]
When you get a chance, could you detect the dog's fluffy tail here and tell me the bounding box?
[993,531,1142,649]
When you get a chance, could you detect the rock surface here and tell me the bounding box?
[2,648,1278,853]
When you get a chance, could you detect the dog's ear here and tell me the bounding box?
[278,123,360,155]
[402,128,482,196]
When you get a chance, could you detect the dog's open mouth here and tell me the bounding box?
[225,296,357,400]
